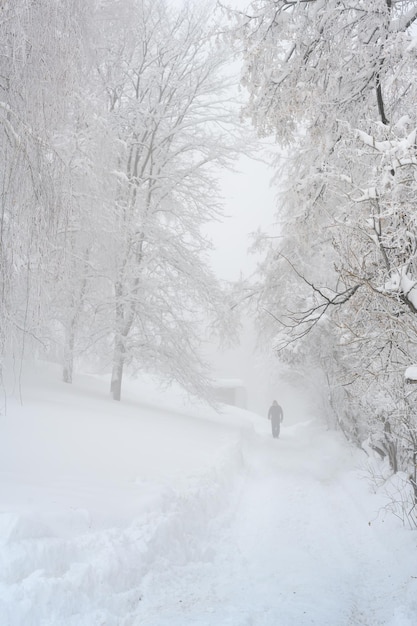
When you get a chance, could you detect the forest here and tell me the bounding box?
[233,0,417,526]
[3,0,417,523]
[0,0,247,402]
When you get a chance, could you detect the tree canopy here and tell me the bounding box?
[233,0,417,508]
[0,0,244,402]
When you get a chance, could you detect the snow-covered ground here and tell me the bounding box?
[1,366,417,625]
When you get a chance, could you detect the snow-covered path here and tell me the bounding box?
[137,422,417,626]
[2,373,417,625]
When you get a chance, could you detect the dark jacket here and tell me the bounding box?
[268,403,283,422]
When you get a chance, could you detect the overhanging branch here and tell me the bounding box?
[267,252,362,350]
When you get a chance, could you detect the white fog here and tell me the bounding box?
[2,368,417,625]
[2,0,417,624]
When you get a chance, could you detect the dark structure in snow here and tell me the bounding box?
[213,379,247,409]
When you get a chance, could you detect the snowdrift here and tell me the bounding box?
[1,366,417,625]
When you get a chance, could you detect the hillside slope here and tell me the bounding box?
[1,369,417,625]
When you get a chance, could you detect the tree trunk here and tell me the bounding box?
[62,323,75,384]
[62,247,90,384]
[111,337,125,401]
[62,352,74,384]
[384,420,398,473]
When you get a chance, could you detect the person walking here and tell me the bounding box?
[268,400,284,438]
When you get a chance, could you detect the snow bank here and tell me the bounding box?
[2,364,417,625]
[0,365,257,625]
